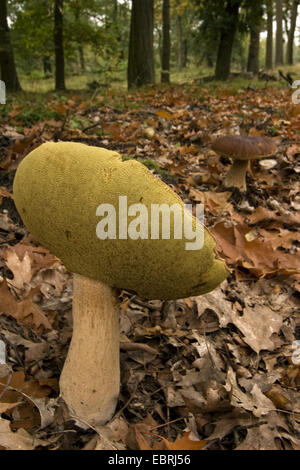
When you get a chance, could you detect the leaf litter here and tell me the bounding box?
[0,83,299,450]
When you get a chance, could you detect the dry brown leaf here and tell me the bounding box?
[230,305,282,354]
[0,279,52,332]
[248,206,300,226]
[0,402,20,414]
[189,189,233,215]
[156,110,173,120]
[163,432,207,450]
[225,368,275,417]
[0,417,47,450]
[5,248,33,290]
[211,220,300,279]
[236,424,279,450]
[0,371,52,402]
[265,386,293,411]
[126,414,159,450]
[11,241,58,273]
[207,410,255,441]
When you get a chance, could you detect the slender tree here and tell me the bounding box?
[215,0,241,81]
[128,0,154,89]
[275,0,284,65]
[177,12,184,69]
[247,1,263,74]
[0,0,21,91]
[265,0,274,69]
[161,0,170,83]
[247,29,260,74]
[74,6,85,73]
[287,0,299,64]
[54,0,66,90]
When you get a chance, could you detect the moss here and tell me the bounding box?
[13,142,228,300]
[121,155,168,177]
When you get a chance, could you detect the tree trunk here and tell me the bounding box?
[287,0,299,65]
[215,0,241,81]
[247,28,260,74]
[265,0,273,69]
[127,0,154,89]
[275,0,284,66]
[74,8,85,73]
[79,48,85,73]
[183,39,188,68]
[0,0,21,91]
[54,0,66,90]
[161,0,170,83]
[177,13,184,69]
[247,0,262,75]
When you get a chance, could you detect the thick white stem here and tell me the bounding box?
[224,159,249,191]
[59,274,120,427]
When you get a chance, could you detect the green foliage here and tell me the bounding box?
[8,0,131,80]
[14,107,61,126]
[189,0,268,71]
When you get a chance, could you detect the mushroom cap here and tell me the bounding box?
[13,142,228,300]
[211,135,277,161]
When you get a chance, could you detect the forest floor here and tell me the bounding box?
[0,77,299,450]
[18,63,300,93]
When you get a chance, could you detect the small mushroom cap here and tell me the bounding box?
[13,142,228,300]
[211,135,277,161]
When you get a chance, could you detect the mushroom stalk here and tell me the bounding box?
[60,274,120,426]
[224,159,249,190]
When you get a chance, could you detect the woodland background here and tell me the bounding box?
[1,0,300,92]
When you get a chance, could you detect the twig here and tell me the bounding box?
[82,122,101,133]
[149,417,185,431]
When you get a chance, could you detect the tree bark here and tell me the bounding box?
[0,0,21,91]
[247,0,262,75]
[287,0,299,65]
[54,0,66,90]
[74,8,85,73]
[161,0,170,83]
[79,48,85,73]
[215,0,241,81]
[265,0,274,69]
[247,29,260,74]
[177,13,184,70]
[275,0,284,66]
[183,39,188,68]
[127,0,154,89]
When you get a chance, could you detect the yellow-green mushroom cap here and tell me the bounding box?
[13,142,228,300]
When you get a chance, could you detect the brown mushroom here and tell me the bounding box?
[211,135,277,190]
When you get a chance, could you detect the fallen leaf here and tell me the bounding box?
[0,417,47,450]
[0,279,52,332]
[163,432,207,450]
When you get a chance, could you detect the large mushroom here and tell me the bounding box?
[211,135,277,190]
[13,142,228,427]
